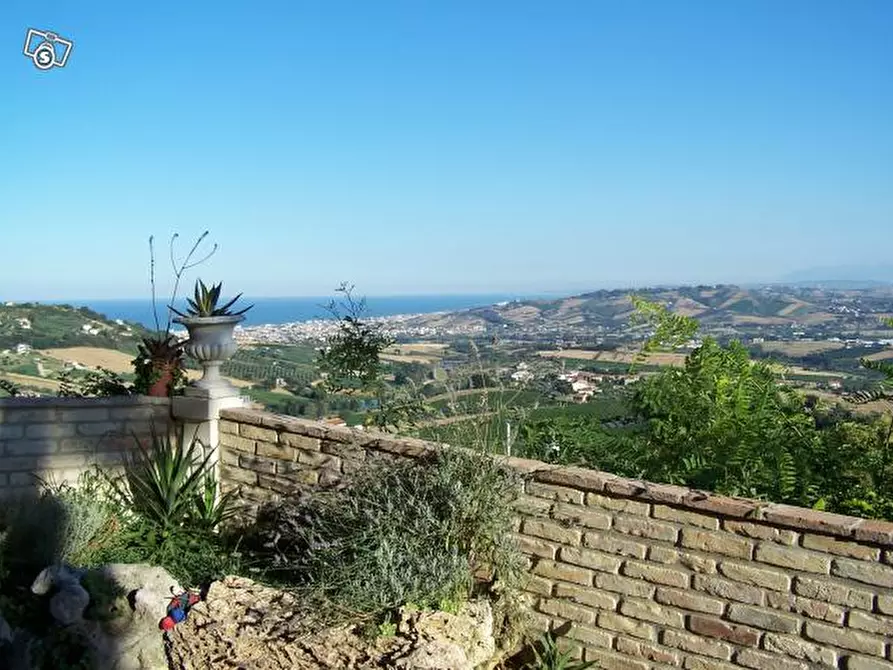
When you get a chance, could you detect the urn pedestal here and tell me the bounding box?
[174,315,245,399]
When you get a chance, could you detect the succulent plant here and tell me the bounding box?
[170,280,254,318]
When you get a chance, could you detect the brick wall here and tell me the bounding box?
[0,396,172,495]
[220,408,893,670]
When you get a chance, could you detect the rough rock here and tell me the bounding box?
[49,582,91,625]
[31,563,86,595]
[0,610,11,645]
[166,576,499,670]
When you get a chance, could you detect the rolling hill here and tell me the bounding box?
[403,284,893,335]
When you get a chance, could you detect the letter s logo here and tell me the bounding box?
[34,43,55,69]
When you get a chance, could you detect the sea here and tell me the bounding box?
[63,294,549,328]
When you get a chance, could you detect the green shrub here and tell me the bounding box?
[250,447,524,623]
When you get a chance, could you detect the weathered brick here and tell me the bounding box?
[537,598,596,625]
[613,514,679,543]
[255,441,295,461]
[59,407,111,422]
[831,558,893,588]
[527,481,585,505]
[726,604,799,633]
[523,519,582,546]
[278,432,321,450]
[653,505,720,530]
[804,621,885,656]
[687,614,760,646]
[239,424,278,442]
[550,502,612,530]
[583,647,649,670]
[219,433,256,454]
[320,440,367,460]
[595,573,655,599]
[620,597,685,628]
[877,594,893,615]
[766,592,845,624]
[514,534,558,559]
[680,528,753,559]
[0,424,25,439]
[220,449,240,467]
[623,561,690,588]
[792,575,874,610]
[559,546,622,573]
[533,560,592,586]
[763,633,837,667]
[569,624,613,650]
[221,465,257,486]
[26,423,77,439]
[0,455,41,472]
[597,611,657,641]
[295,448,340,468]
[4,440,57,456]
[723,520,798,545]
[524,574,553,597]
[735,648,809,670]
[655,587,724,616]
[109,406,158,421]
[692,574,764,606]
[718,561,789,591]
[586,493,649,516]
[649,546,716,574]
[755,543,830,574]
[258,472,311,494]
[219,419,239,435]
[847,611,893,637]
[583,532,647,559]
[76,421,123,436]
[615,636,680,666]
[238,454,277,475]
[514,495,553,517]
[554,582,619,610]
[661,629,732,660]
[684,658,739,670]
[845,657,893,670]
[801,534,880,561]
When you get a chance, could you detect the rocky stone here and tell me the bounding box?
[49,582,91,625]
[0,610,11,645]
[166,575,500,670]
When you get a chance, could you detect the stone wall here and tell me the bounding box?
[220,408,893,670]
[0,396,172,495]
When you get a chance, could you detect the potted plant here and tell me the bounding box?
[133,232,218,397]
[132,333,186,397]
[170,280,253,395]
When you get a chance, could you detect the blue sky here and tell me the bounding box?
[1,1,891,299]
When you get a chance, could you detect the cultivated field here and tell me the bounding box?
[381,342,448,364]
[40,347,134,373]
[758,340,846,356]
[0,372,62,391]
[864,349,893,362]
[39,346,253,387]
[539,349,687,367]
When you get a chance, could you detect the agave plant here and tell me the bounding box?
[525,632,596,670]
[170,279,253,318]
[105,424,232,534]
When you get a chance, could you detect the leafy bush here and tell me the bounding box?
[250,448,524,623]
[98,425,242,585]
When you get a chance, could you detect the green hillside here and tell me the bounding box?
[0,302,150,353]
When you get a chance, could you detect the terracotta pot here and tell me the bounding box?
[146,362,175,397]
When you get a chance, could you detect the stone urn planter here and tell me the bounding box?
[175,314,244,396]
[169,280,253,398]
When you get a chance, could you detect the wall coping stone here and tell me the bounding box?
[220,407,893,547]
[0,395,171,408]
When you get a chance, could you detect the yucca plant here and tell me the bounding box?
[525,632,597,670]
[192,475,241,531]
[170,279,253,318]
[105,424,223,534]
